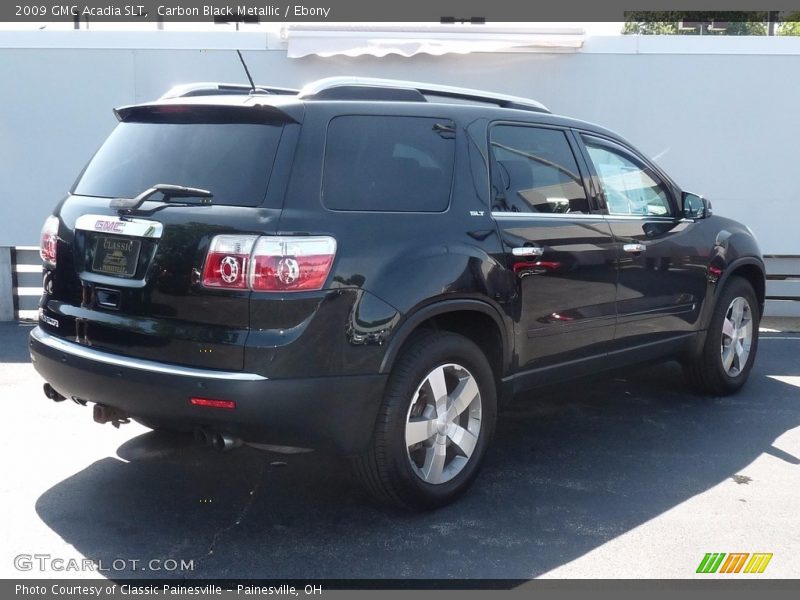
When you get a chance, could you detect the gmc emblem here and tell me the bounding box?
[94,220,124,233]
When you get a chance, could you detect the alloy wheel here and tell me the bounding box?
[404,363,482,485]
[720,296,753,377]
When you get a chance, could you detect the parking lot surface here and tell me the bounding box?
[1,321,798,580]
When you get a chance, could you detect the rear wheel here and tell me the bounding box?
[353,331,497,509]
[684,276,760,395]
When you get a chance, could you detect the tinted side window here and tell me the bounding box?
[489,125,589,214]
[583,138,672,217]
[323,116,455,212]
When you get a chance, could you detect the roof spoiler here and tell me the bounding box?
[159,82,300,99]
[114,101,302,125]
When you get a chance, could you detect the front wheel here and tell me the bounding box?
[684,276,760,395]
[353,331,497,509]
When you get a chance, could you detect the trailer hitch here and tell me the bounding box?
[93,404,130,428]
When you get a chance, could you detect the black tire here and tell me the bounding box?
[353,331,497,510]
[683,276,760,395]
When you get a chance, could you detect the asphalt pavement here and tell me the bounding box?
[1,321,798,580]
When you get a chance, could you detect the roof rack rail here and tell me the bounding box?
[160,82,299,100]
[297,76,550,114]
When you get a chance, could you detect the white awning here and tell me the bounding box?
[284,24,585,58]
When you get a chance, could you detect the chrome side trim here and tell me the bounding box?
[30,327,267,381]
[492,212,677,222]
[491,211,601,220]
[600,215,676,222]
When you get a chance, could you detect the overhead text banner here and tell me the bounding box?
[3,1,800,23]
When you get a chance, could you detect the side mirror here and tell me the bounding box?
[682,192,711,219]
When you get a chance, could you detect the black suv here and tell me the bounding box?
[30,77,765,509]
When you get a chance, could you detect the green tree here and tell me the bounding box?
[779,12,800,35]
[623,12,769,35]
[623,12,680,35]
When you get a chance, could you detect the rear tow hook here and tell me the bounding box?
[93,404,130,428]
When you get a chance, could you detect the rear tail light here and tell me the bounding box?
[39,215,59,268]
[201,234,336,292]
[201,235,257,289]
[251,236,337,291]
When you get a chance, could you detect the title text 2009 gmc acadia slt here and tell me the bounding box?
[30,77,765,508]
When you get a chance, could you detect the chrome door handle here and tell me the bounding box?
[512,246,544,257]
[623,243,646,253]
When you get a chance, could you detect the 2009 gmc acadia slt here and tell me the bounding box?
[30,77,765,508]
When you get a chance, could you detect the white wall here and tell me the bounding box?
[0,31,798,256]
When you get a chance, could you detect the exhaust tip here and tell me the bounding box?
[194,429,241,451]
[43,383,66,402]
[193,428,211,446]
[212,433,241,452]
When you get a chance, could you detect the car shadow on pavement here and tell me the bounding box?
[0,322,35,362]
[34,348,800,580]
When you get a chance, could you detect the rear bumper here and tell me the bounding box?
[29,327,386,455]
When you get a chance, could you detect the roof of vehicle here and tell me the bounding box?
[115,76,625,144]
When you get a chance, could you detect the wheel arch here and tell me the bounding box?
[719,257,766,315]
[379,299,511,383]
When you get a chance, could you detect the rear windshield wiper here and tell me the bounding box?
[110,183,213,212]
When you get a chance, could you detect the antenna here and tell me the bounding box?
[236,49,256,93]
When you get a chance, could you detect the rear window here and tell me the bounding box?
[73,121,284,207]
[322,115,455,212]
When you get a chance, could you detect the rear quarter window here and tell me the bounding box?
[322,115,455,212]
